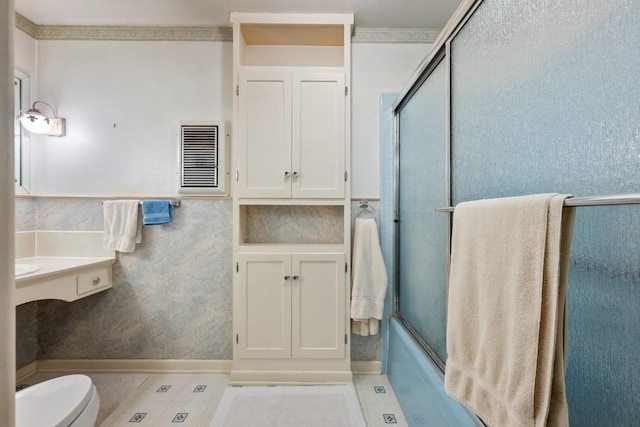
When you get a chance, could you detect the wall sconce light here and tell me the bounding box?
[17,101,66,136]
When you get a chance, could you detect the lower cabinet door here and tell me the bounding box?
[237,253,292,359]
[291,253,346,359]
[237,252,346,360]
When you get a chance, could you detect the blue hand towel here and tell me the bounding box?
[142,200,172,225]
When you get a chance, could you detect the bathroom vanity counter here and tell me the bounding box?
[16,256,115,281]
[16,256,116,305]
[15,231,117,305]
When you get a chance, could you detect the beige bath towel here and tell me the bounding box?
[444,194,575,427]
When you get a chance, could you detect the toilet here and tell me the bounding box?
[16,374,100,427]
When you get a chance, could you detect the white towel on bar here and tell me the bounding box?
[444,194,575,427]
[351,217,388,336]
[103,200,142,253]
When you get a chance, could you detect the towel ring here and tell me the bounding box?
[356,200,376,220]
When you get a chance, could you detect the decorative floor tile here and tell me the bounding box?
[193,385,207,393]
[374,385,387,394]
[159,400,213,422]
[114,400,167,422]
[109,415,160,426]
[354,376,397,404]
[383,413,398,424]
[128,412,147,423]
[157,385,171,393]
[172,412,189,423]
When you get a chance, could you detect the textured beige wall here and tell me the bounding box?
[1,1,16,425]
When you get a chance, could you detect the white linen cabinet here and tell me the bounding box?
[230,13,353,384]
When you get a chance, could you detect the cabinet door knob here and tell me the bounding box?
[284,171,291,179]
[284,275,291,281]
[292,275,299,281]
[292,171,299,178]
[92,277,101,286]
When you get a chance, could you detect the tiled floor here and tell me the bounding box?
[101,373,227,426]
[354,375,408,427]
[17,372,407,426]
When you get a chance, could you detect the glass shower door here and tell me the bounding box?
[397,58,448,365]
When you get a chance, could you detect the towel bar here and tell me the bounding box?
[435,193,640,213]
[102,200,181,208]
[356,200,376,219]
[140,200,181,208]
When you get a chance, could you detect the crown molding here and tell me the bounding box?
[15,12,438,44]
[15,12,38,38]
[34,25,233,42]
[352,27,440,44]
[15,13,232,41]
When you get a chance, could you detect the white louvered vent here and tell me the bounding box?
[179,122,229,195]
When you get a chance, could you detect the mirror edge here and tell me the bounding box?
[14,68,31,195]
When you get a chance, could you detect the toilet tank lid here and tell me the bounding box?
[16,374,94,427]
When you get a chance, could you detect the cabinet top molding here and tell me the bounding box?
[230,12,354,26]
[232,12,353,57]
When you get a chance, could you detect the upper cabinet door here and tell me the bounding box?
[238,69,292,198]
[237,69,346,199]
[292,72,345,199]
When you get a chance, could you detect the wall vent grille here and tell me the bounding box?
[179,122,228,195]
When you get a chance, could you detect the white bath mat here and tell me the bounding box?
[210,385,367,427]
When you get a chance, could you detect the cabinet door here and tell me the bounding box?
[238,69,292,198]
[291,253,346,358]
[292,72,346,198]
[237,253,292,359]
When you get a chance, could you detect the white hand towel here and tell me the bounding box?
[103,200,142,253]
[350,217,388,336]
[444,194,575,427]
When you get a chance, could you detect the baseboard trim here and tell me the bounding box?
[351,361,382,374]
[229,370,353,385]
[16,361,37,382]
[34,359,232,374]
[18,359,380,378]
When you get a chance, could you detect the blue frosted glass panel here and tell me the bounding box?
[451,0,640,200]
[398,59,448,363]
[450,1,640,425]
